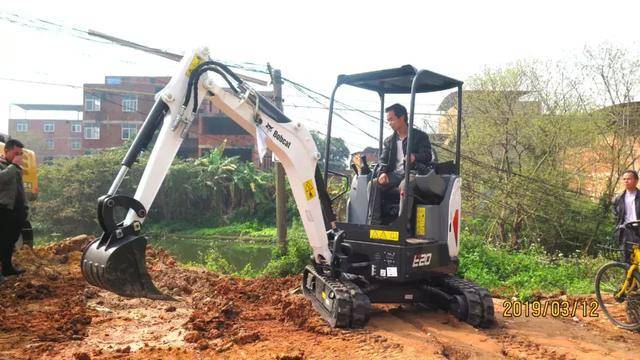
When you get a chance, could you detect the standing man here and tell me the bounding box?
[368,103,432,225]
[0,139,28,277]
[613,169,640,263]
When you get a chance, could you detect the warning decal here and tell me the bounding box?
[303,179,316,201]
[416,207,426,236]
[369,229,399,241]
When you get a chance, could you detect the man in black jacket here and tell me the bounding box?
[0,139,28,278]
[613,169,640,263]
[368,103,432,225]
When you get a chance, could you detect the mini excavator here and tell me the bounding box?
[81,48,495,328]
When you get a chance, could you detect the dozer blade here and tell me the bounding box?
[81,234,173,300]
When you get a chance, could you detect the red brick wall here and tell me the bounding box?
[83,76,170,150]
[8,118,83,161]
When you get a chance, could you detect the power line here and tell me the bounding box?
[432,142,593,199]
[283,103,443,116]
[0,12,607,203]
[461,184,594,246]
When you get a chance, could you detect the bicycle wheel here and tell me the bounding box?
[595,262,640,330]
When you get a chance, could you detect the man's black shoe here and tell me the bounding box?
[2,268,25,276]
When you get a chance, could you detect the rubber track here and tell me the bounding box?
[302,266,371,328]
[442,277,495,328]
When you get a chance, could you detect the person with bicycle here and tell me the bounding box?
[613,169,640,263]
[594,169,640,330]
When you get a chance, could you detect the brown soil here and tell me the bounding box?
[0,235,637,359]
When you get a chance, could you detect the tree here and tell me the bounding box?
[310,130,350,173]
[460,61,602,253]
[34,141,278,235]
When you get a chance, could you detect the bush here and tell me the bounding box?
[458,227,605,300]
[261,220,312,277]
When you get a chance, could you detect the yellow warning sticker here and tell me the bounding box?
[416,207,426,236]
[369,229,399,241]
[303,179,316,201]
[186,54,204,76]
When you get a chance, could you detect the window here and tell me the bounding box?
[122,95,138,112]
[43,122,54,133]
[71,139,81,150]
[84,125,100,140]
[45,139,54,150]
[85,94,101,112]
[71,122,82,133]
[121,123,137,140]
[105,76,122,85]
[16,122,28,132]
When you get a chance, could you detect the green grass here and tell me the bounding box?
[146,219,277,238]
[188,221,277,238]
[458,229,607,300]
[143,219,610,299]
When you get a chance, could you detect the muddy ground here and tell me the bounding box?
[0,235,638,360]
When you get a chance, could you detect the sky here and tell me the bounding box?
[1,0,639,153]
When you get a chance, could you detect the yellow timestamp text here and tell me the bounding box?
[502,299,599,318]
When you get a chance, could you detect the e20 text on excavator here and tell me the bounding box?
[81,48,495,329]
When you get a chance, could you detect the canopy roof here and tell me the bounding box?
[336,65,462,94]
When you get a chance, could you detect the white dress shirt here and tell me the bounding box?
[395,139,405,175]
[624,190,638,224]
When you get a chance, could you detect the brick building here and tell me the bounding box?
[8,104,84,162]
[10,76,272,166]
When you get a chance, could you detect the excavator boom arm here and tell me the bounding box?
[128,48,332,262]
[82,49,333,299]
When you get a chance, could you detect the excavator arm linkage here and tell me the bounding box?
[81,48,334,299]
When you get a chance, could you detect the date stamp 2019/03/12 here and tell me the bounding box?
[502,300,599,318]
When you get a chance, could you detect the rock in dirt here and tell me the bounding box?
[73,352,91,360]
[184,331,202,344]
[15,281,53,300]
[276,351,305,360]
[196,339,209,350]
[232,330,260,345]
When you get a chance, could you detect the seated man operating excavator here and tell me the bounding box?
[368,103,433,225]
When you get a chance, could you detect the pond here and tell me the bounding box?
[151,233,275,272]
[35,233,276,273]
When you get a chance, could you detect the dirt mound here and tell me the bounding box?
[2,234,640,359]
[42,234,95,256]
[0,234,95,352]
[279,294,332,333]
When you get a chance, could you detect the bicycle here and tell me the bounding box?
[594,220,640,330]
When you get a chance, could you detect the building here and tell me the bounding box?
[8,104,84,162]
[82,76,176,154]
[84,76,271,165]
[436,90,539,135]
[10,76,273,167]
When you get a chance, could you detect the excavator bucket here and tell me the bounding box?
[81,233,173,300]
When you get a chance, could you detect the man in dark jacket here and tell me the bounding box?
[368,103,432,225]
[0,139,28,278]
[613,169,640,263]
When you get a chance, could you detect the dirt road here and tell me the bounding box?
[0,236,637,360]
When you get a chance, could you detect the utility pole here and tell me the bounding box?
[269,65,287,253]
